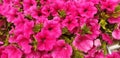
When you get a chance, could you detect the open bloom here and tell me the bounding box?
[80,19,100,40]
[102,33,113,44]
[85,49,104,58]
[100,0,119,11]
[73,35,93,52]
[94,39,101,47]
[26,50,42,58]
[78,2,97,18]
[42,21,62,38]
[23,0,37,11]
[35,31,56,51]
[62,15,78,31]
[16,35,32,54]
[3,45,22,58]
[112,29,120,40]
[52,40,72,58]
[108,17,120,24]
[106,52,120,58]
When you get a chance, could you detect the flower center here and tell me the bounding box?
[48,27,53,31]
[84,9,88,12]
[41,37,46,42]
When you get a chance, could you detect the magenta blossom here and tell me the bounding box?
[100,0,119,11]
[112,29,120,40]
[23,0,37,11]
[52,40,72,58]
[85,48,104,58]
[73,35,93,52]
[94,39,101,47]
[3,45,22,58]
[62,15,78,31]
[35,31,56,51]
[108,17,120,24]
[81,19,100,40]
[42,21,62,38]
[5,8,20,23]
[78,2,97,18]
[16,35,32,54]
[106,52,120,58]
[102,33,113,44]
[26,50,42,58]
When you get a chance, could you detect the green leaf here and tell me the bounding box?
[0,30,3,35]
[37,2,41,9]
[102,41,107,55]
[48,14,53,20]
[58,10,66,18]
[25,15,33,20]
[31,35,38,51]
[72,50,84,58]
[36,0,40,2]
[3,34,9,46]
[63,36,71,44]
[99,19,107,30]
[62,27,69,34]
[100,12,109,19]
[115,5,120,12]
[33,23,43,33]
[33,38,37,51]
[81,24,92,35]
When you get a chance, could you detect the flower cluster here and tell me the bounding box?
[0,0,120,58]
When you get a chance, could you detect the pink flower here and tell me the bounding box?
[23,21,34,38]
[106,52,120,58]
[85,49,104,58]
[42,21,62,38]
[86,0,100,4]
[78,2,97,18]
[81,19,100,40]
[16,35,32,53]
[62,15,78,31]
[41,5,54,17]
[23,0,37,10]
[100,0,118,11]
[3,45,22,58]
[41,52,52,58]
[52,40,72,58]
[5,8,20,23]
[94,39,101,47]
[112,29,120,40]
[64,2,77,16]
[13,14,27,26]
[51,0,65,13]
[30,7,43,19]
[11,0,22,8]
[79,17,87,28]
[12,20,34,38]
[3,0,11,4]
[102,33,113,44]
[36,16,48,24]
[35,31,56,51]
[26,50,42,58]
[93,51,105,58]
[108,17,120,24]
[0,46,7,58]
[73,35,93,52]
[0,3,11,15]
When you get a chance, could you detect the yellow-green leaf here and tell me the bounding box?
[33,23,43,33]
[58,10,66,18]
[81,24,92,35]
[115,5,120,12]
[99,19,107,30]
